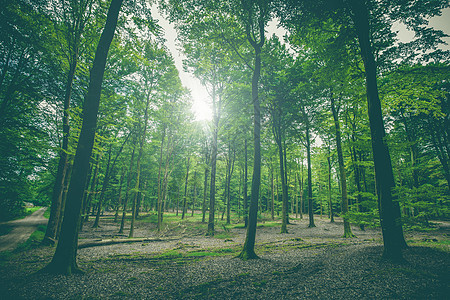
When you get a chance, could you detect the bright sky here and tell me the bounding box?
[152,6,450,122]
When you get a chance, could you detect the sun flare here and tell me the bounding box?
[192,97,212,121]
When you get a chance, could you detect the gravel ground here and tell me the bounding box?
[0,215,448,299]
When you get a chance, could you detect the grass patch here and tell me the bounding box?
[25,207,41,215]
[408,239,450,253]
[43,208,50,219]
[214,231,235,239]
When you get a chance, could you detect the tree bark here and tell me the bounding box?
[347,0,406,260]
[305,113,315,228]
[40,0,123,275]
[243,138,249,227]
[330,96,354,237]
[182,156,191,219]
[207,84,219,236]
[239,18,264,259]
[43,58,77,244]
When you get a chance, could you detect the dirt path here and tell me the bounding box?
[0,208,47,252]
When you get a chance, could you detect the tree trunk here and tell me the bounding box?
[327,155,334,223]
[114,168,125,223]
[82,155,100,229]
[239,23,264,259]
[182,156,191,219]
[157,126,166,231]
[119,137,136,234]
[305,116,315,228]
[348,0,406,260]
[271,165,275,220]
[330,96,354,237]
[243,138,249,227]
[43,58,78,244]
[202,165,209,223]
[40,0,123,275]
[192,171,197,217]
[93,145,113,228]
[207,85,219,236]
[226,143,235,224]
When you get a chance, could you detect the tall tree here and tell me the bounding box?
[40,0,123,274]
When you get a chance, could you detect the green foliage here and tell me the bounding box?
[345,210,380,228]
[395,184,449,230]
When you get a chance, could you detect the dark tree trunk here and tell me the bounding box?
[207,88,219,235]
[182,156,191,219]
[327,155,334,223]
[93,145,113,228]
[330,96,354,237]
[348,0,406,260]
[202,166,209,223]
[81,155,100,229]
[56,163,72,239]
[226,142,236,224]
[239,21,264,259]
[305,117,315,228]
[119,136,136,234]
[130,89,151,237]
[272,107,288,233]
[243,139,249,227]
[43,59,77,244]
[40,0,123,275]
[157,125,166,231]
[271,166,275,220]
[114,168,125,223]
[192,171,197,217]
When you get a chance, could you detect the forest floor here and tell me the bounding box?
[0,211,449,299]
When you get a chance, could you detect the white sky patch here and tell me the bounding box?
[151,5,212,122]
[393,7,450,49]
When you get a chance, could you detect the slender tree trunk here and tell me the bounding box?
[226,143,235,224]
[327,155,334,223]
[192,171,197,217]
[157,126,166,231]
[130,107,150,237]
[114,168,125,223]
[56,163,72,239]
[182,156,190,219]
[283,139,290,224]
[305,118,315,228]
[207,84,219,236]
[202,165,209,223]
[243,139,249,227]
[277,134,288,233]
[93,145,113,228]
[331,96,354,237]
[239,26,263,259]
[82,155,100,229]
[299,162,304,219]
[41,0,123,274]
[348,0,406,260]
[271,166,275,220]
[119,137,136,234]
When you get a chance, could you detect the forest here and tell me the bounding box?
[0,0,449,298]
